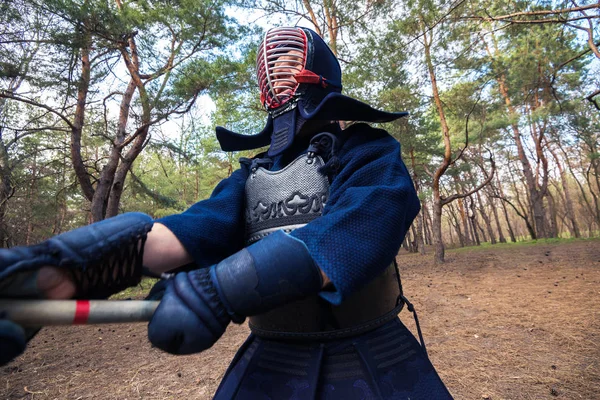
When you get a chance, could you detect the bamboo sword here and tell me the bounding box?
[0,300,159,327]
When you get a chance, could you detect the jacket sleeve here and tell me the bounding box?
[157,166,250,268]
[290,126,420,305]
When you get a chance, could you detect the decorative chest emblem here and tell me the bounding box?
[245,154,330,243]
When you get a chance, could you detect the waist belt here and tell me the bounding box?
[248,263,403,340]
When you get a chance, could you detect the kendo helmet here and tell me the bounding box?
[216,27,408,157]
[256,27,341,114]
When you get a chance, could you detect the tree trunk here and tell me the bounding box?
[526,97,551,237]
[459,198,472,246]
[422,18,453,263]
[105,36,153,219]
[488,192,507,243]
[476,216,487,243]
[505,91,546,238]
[453,175,472,246]
[546,191,559,238]
[550,148,580,238]
[446,217,456,247]
[106,124,149,217]
[503,206,517,242]
[71,32,95,204]
[402,232,410,252]
[449,202,465,247]
[562,145,599,231]
[485,35,547,238]
[0,94,12,246]
[53,146,68,235]
[410,225,419,253]
[495,179,517,242]
[195,168,200,200]
[25,147,38,245]
[409,149,425,255]
[432,195,445,262]
[0,143,11,248]
[416,211,426,255]
[104,79,138,218]
[476,187,496,244]
[583,159,600,230]
[507,163,536,239]
[422,202,433,245]
[469,215,481,245]
[557,138,598,227]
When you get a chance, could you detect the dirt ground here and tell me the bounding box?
[1,239,599,400]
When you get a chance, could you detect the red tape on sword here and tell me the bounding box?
[73,300,91,324]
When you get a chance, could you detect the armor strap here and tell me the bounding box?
[400,293,428,356]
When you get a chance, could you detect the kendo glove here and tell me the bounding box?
[147,230,323,355]
[0,212,153,300]
[0,320,27,365]
[0,212,153,366]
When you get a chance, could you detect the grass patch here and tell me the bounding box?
[449,236,600,253]
[109,277,159,300]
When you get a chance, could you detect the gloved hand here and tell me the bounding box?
[148,230,323,354]
[0,267,74,366]
[0,212,153,299]
[0,212,153,366]
[0,320,27,365]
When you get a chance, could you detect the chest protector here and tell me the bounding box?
[243,153,404,340]
[245,154,329,245]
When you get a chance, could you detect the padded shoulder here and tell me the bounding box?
[336,123,400,161]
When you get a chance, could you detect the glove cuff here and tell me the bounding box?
[55,212,153,299]
[187,268,233,326]
[211,231,323,318]
[0,213,153,299]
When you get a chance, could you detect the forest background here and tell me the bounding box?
[1,0,599,263]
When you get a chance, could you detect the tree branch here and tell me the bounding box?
[483,15,600,25]
[422,163,434,178]
[442,153,496,205]
[302,0,323,36]
[129,170,179,208]
[3,126,69,148]
[450,82,489,166]
[0,91,74,129]
[586,89,600,111]
[492,193,529,224]
[475,3,600,21]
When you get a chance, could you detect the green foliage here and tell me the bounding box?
[110,278,159,300]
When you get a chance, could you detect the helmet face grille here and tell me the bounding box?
[257,27,308,109]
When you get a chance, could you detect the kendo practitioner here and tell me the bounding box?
[0,27,452,399]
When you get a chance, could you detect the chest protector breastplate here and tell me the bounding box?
[244,153,403,340]
[245,154,329,244]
